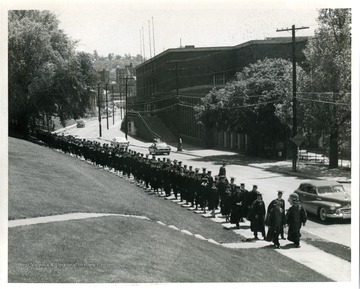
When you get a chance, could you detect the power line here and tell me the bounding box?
[296,97,350,106]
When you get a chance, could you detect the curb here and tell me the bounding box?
[248,164,351,183]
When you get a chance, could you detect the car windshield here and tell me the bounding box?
[332,185,345,193]
[317,185,345,194]
[317,186,333,194]
[156,143,168,148]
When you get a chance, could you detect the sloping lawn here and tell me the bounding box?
[8,217,329,283]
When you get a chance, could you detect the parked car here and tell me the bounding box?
[294,180,351,221]
[76,120,85,128]
[149,142,171,155]
[111,136,129,149]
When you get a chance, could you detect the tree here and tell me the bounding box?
[195,58,305,156]
[301,8,351,168]
[8,10,98,136]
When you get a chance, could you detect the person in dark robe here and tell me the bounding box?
[230,185,244,229]
[286,193,307,248]
[239,183,248,222]
[218,162,226,177]
[267,191,286,239]
[221,185,232,222]
[249,192,266,239]
[245,185,259,220]
[265,200,286,248]
[207,181,219,218]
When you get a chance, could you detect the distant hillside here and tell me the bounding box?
[92,52,142,71]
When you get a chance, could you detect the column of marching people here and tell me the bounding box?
[36,130,307,249]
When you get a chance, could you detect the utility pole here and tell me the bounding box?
[112,84,115,125]
[97,83,102,137]
[105,82,109,130]
[125,76,128,140]
[277,24,308,172]
[175,61,179,97]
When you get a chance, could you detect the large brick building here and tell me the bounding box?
[128,37,309,153]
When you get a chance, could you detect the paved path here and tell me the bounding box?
[9,195,351,282]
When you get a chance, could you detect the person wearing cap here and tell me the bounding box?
[286,193,307,248]
[265,200,286,248]
[267,191,286,239]
[218,162,227,177]
[199,176,209,213]
[230,185,244,229]
[229,177,236,194]
[245,185,260,220]
[248,192,266,240]
[194,169,203,210]
[208,180,219,217]
[239,183,248,222]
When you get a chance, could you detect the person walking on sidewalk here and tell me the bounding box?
[265,200,286,248]
[218,162,227,177]
[208,181,219,218]
[245,185,259,220]
[230,185,244,229]
[267,191,286,240]
[286,193,307,248]
[249,192,266,240]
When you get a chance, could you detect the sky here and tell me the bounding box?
[3,0,328,57]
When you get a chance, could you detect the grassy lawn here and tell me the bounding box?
[8,217,330,283]
[8,137,332,282]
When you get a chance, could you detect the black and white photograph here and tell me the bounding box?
[1,0,359,287]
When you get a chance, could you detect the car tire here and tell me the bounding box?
[319,207,327,222]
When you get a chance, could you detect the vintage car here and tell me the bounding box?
[110,136,129,149]
[76,120,85,128]
[149,142,171,155]
[294,180,351,221]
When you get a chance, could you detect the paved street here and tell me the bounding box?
[61,115,352,248]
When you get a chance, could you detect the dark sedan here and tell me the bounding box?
[294,180,351,221]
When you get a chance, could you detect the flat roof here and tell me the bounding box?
[136,36,310,69]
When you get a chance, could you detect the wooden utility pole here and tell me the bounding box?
[277,25,309,171]
[97,83,102,137]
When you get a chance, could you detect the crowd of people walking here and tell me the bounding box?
[36,130,307,249]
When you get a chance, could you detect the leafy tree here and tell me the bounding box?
[8,10,98,136]
[195,58,306,156]
[300,8,351,168]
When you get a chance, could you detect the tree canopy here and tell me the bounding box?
[300,8,351,168]
[195,8,351,167]
[8,10,99,136]
[195,58,306,156]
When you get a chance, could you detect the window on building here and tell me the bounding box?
[213,73,225,85]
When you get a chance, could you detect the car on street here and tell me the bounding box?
[76,120,85,128]
[111,136,129,149]
[149,142,171,155]
[294,180,351,221]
